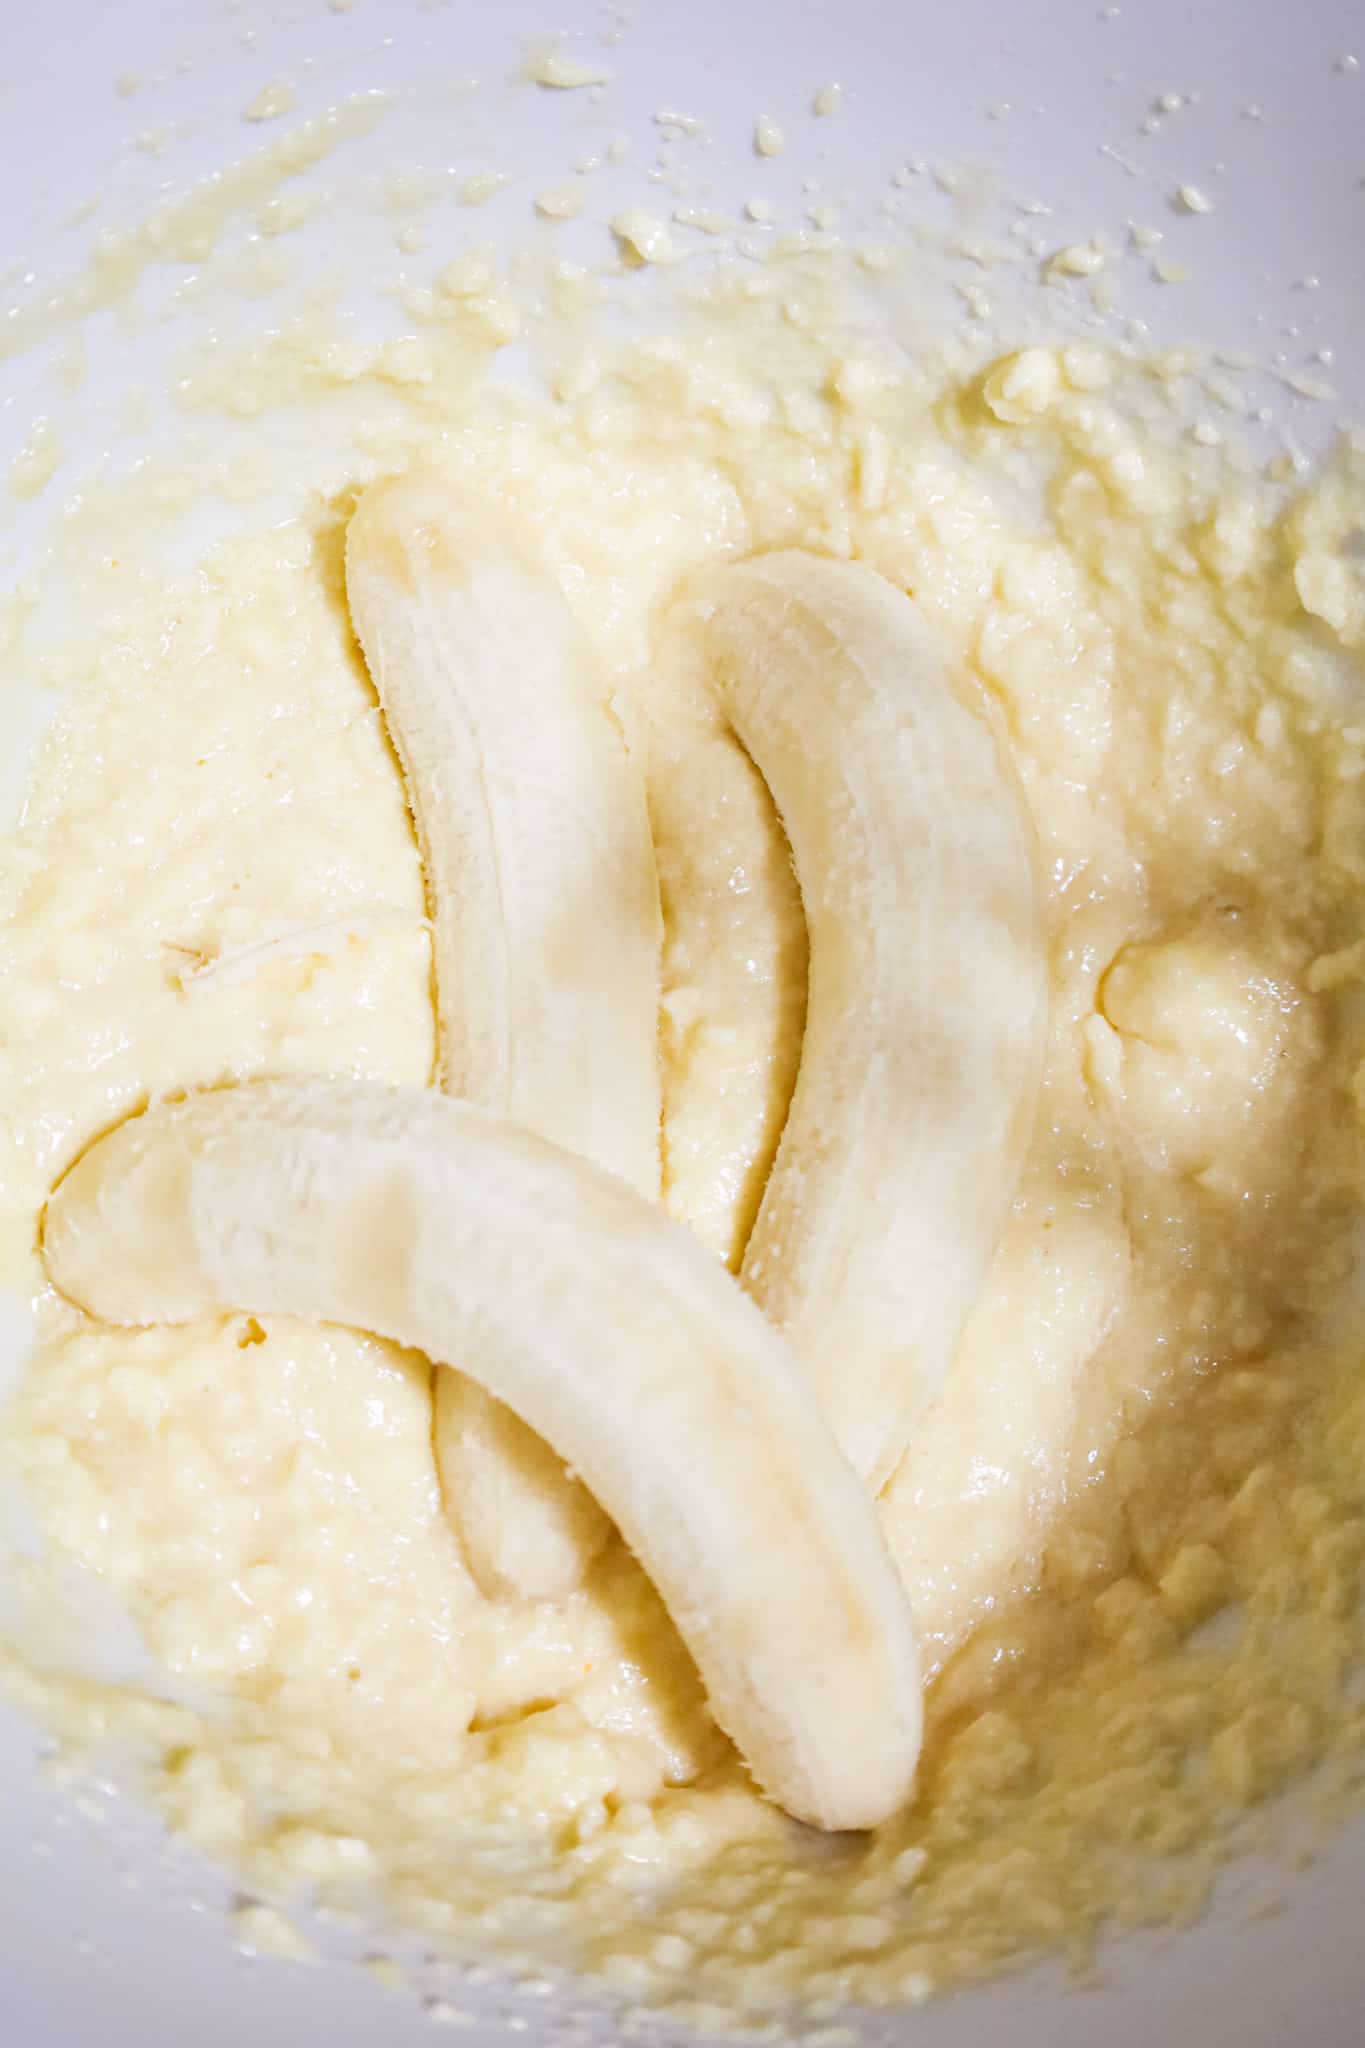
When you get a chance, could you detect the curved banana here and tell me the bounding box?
[346,475,662,1600]
[42,1079,923,1833]
[699,552,1048,1492]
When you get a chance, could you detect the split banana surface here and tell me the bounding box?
[42,1079,924,1833]
[699,553,1048,1493]
[346,476,663,1601]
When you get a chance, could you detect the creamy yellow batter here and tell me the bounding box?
[2,243,1364,2020]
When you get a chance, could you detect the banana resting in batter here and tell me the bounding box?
[43,484,1049,1835]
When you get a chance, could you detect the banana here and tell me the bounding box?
[433,1377,616,1602]
[345,476,662,1600]
[698,552,1048,1492]
[42,1079,924,1832]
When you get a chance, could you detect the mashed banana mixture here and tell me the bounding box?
[2,243,1365,2017]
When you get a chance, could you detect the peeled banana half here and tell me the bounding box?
[42,1080,923,1833]
[346,476,663,1601]
[698,552,1049,1494]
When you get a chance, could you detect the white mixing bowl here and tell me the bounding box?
[2,4,1363,2043]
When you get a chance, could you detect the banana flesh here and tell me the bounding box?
[42,1079,924,1833]
[345,476,662,1600]
[433,1376,616,1602]
[700,552,1048,1493]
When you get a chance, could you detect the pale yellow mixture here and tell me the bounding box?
[2,237,1365,2023]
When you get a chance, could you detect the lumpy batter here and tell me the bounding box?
[2,248,1365,2018]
